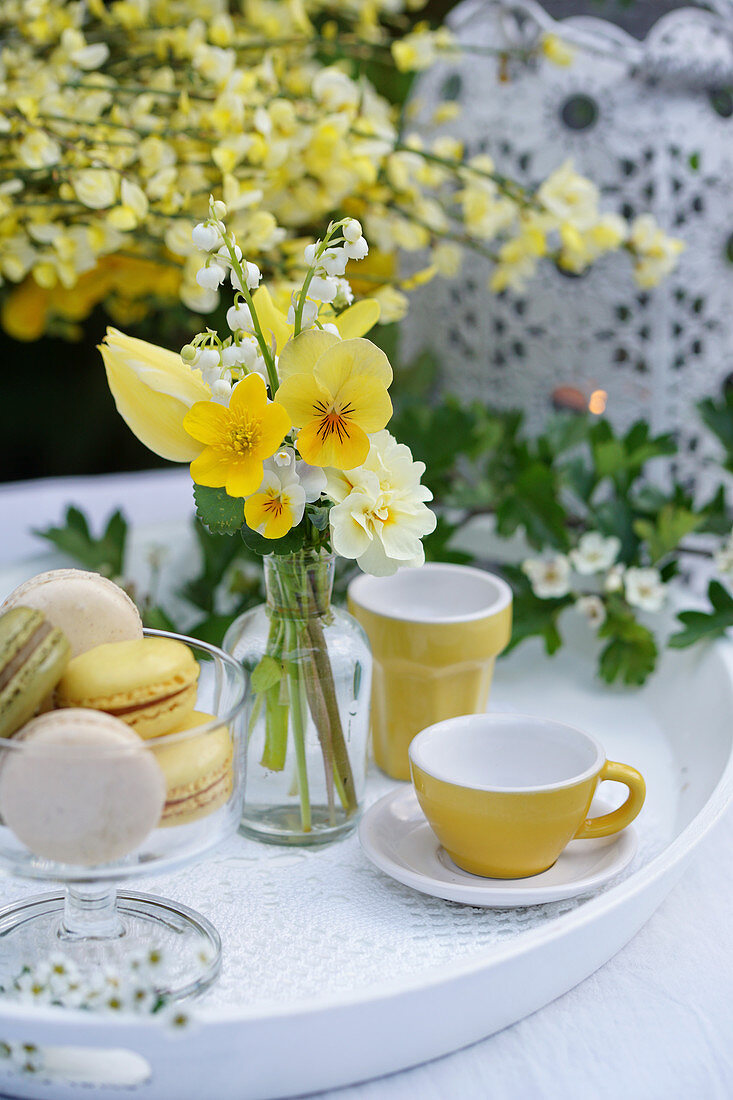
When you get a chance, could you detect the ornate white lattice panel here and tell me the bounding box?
[400,1,733,492]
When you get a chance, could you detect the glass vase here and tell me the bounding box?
[224,551,371,845]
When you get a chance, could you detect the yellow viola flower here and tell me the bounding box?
[244,467,306,539]
[183,374,291,497]
[275,331,392,469]
[99,327,210,462]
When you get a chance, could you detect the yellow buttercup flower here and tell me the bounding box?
[275,331,392,469]
[100,327,209,461]
[184,374,291,497]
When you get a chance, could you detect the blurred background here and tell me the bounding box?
[0,0,703,484]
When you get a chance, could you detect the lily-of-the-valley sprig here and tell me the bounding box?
[99,200,435,830]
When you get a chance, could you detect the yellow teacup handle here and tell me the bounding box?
[574,760,646,840]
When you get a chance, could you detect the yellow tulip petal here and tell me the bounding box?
[257,401,292,456]
[102,345,204,462]
[252,285,292,356]
[276,373,331,427]
[229,372,268,416]
[314,338,393,395]
[226,457,267,498]
[190,446,233,487]
[333,298,381,340]
[297,418,370,470]
[337,376,393,433]
[183,400,231,445]
[103,328,208,404]
[277,328,340,383]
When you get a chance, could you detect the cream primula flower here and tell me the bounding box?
[326,430,436,577]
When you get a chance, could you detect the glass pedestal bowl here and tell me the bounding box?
[0,631,247,1002]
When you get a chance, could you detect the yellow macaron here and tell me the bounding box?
[152,711,234,827]
[56,637,199,739]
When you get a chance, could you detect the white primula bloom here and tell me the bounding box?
[522,555,572,599]
[344,235,368,260]
[576,594,606,629]
[343,218,362,243]
[226,303,253,332]
[624,567,666,613]
[192,222,220,251]
[327,431,436,577]
[297,460,327,502]
[604,564,625,593]
[308,275,338,303]
[196,262,226,289]
[570,531,621,575]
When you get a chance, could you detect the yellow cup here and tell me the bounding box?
[409,714,646,878]
[348,564,512,780]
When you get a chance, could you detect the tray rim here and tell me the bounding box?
[1,638,731,1033]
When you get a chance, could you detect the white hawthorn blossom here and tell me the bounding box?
[604,564,625,593]
[326,431,436,576]
[570,531,621,575]
[624,566,666,612]
[576,594,606,629]
[522,554,572,599]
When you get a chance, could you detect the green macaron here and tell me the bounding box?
[0,606,71,738]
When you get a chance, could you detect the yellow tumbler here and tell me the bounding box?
[348,563,512,780]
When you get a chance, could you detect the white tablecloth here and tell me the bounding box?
[1,470,731,1100]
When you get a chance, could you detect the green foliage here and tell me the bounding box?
[35,506,127,578]
[193,484,245,535]
[502,566,572,656]
[669,582,733,649]
[33,380,733,690]
[598,600,658,687]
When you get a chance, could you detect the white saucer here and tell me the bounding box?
[358,787,638,908]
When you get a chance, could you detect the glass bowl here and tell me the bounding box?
[0,630,247,1001]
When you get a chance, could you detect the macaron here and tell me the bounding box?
[56,637,199,739]
[0,709,166,866]
[0,607,71,739]
[1,568,143,658]
[153,711,233,827]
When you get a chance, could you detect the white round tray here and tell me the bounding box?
[0,551,732,1100]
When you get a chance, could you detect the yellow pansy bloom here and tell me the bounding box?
[100,327,209,462]
[275,331,392,469]
[244,468,306,539]
[184,374,291,498]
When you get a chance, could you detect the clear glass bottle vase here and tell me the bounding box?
[223,551,371,845]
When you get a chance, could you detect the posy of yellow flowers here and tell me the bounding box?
[101,200,435,576]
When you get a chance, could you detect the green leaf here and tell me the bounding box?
[251,655,282,693]
[193,484,245,535]
[240,523,306,557]
[34,506,127,577]
[495,464,569,550]
[699,391,733,468]
[306,502,331,531]
[597,602,658,685]
[633,503,704,564]
[142,605,178,632]
[670,582,733,649]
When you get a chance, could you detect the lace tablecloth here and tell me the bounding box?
[1,470,732,1100]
